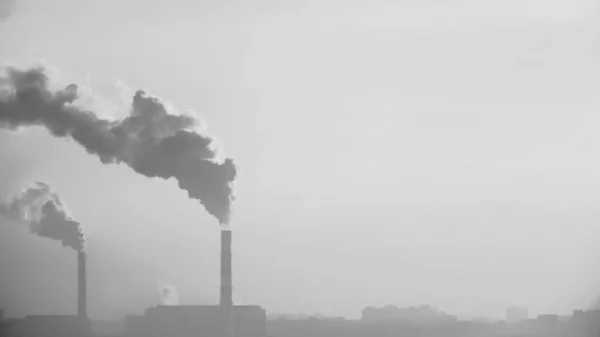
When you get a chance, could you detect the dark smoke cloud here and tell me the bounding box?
[0,0,16,21]
[0,66,238,225]
[0,181,85,252]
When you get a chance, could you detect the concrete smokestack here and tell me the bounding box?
[78,251,87,319]
[220,230,233,308]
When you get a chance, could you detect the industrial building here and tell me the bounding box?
[124,230,267,337]
[9,315,91,337]
[124,305,266,337]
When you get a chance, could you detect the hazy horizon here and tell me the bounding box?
[1,0,600,321]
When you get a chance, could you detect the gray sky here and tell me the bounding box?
[1,0,600,320]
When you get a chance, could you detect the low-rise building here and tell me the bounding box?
[124,305,266,337]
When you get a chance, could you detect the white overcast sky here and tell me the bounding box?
[0,0,600,320]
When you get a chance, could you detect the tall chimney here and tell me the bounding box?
[78,251,87,319]
[220,230,233,307]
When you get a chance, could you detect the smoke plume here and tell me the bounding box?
[0,181,85,252]
[157,283,179,306]
[0,66,237,225]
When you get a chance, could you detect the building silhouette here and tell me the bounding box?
[8,315,91,337]
[123,305,266,337]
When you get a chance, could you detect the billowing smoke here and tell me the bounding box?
[0,181,85,252]
[0,66,238,225]
[157,283,179,306]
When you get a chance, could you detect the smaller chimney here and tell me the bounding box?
[78,251,87,319]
